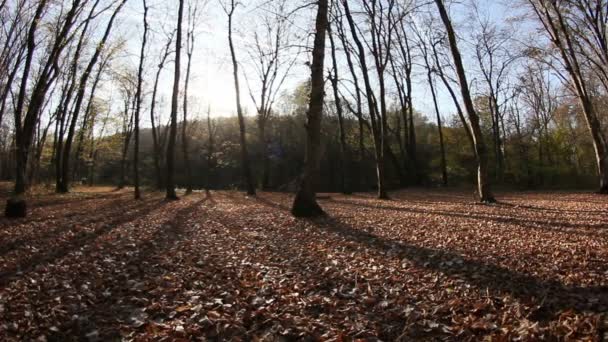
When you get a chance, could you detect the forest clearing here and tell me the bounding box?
[1,185,607,340]
[3,0,608,340]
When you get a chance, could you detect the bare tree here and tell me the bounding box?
[342,0,388,199]
[526,0,608,193]
[166,0,186,200]
[291,0,329,217]
[134,0,149,200]
[182,0,201,195]
[327,9,351,194]
[7,0,87,217]
[471,8,518,182]
[225,0,255,196]
[414,21,448,186]
[434,0,496,203]
[150,30,175,190]
[58,0,129,193]
[243,0,296,190]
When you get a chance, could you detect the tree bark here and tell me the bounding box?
[182,9,195,195]
[59,0,127,194]
[166,0,185,200]
[227,0,256,196]
[6,0,49,218]
[434,0,495,202]
[291,0,328,217]
[133,0,149,200]
[528,0,608,194]
[150,33,174,191]
[327,19,351,195]
[342,0,387,199]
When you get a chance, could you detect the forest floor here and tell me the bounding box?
[0,185,607,341]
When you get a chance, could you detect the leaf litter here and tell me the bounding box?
[0,188,607,341]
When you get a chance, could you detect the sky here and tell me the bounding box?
[108,0,524,129]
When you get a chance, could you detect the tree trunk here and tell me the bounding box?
[227,0,256,196]
[336,13,365,189]
[166,0,185,200]
[119,103,134,189]
[428,71,448,187]
[342,0,387,199]
[60,0,127,194]
[72,57,107,182]
[258,120,271,190]
[149,33,173,191]
[328,20,351,195]
[435,0,495,202]
[133,0,148,200]
[206,106,214,192]
[5,0,49,218]
[182,20,195,195]
[291,0,328,217]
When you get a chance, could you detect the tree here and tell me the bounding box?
[166,0,186,200]
[225,0,255,196]
[471,8,518,183]
[150,30,175,190]
[58,0,128,193]
[526,0,608,194]
[433,0,496,203]
[6,0,82,217]
[342,0,388,199]
[291,0,329,217]
[243,0,296,190]
[134,0,150,200]
[327,10,351,194]
[182,0,201,195]
[414,21,448,186]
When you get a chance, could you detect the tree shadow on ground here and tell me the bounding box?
[254,195,607,320]
[0,196,168,286]
[307,215,608,321]
[0,193,140,256]
[325,198,608,234]
[62,195,212,340]
[497,201,608,216]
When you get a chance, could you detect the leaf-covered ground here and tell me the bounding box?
[0,186,607,341]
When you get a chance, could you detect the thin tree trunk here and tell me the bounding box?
[182,15,195,195]
[328,20,351,195]
[342,0,387,199]
[60,0,127,194]
[206,106,214,192]
[227,0,256,196]
[429,74,448,187]
[336,12,365,189]
[133,0,149,200]
[166,0,185,200]
[434,0,495,202]
[73,56,108,182]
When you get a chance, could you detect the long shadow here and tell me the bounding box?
[307,216,608,321]
[0,195,141,256]
[498,201,608,216]
[32,191,120,208]
[0,192,130,229]
[255,195,291,212]
[68,196,210,340]
[0,197,168,287]
[325,198,608,233]
[252,195,608,318]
